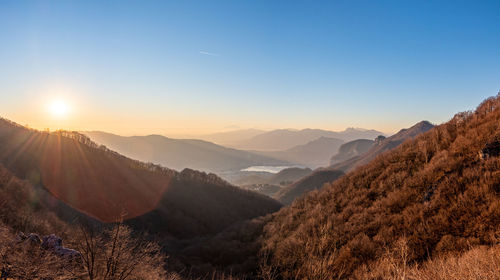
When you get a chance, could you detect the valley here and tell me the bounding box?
[1,1,498,279]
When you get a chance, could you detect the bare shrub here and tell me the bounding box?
[72,222,167,280]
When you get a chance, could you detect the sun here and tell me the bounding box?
[49,100,70,117]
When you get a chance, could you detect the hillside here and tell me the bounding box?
[232,128,383,151]
[83,131,288,173]
[273,169,345,205]
[0,163,93,235]
[259,95,500,279]
[267,167,313,185]
[233,167,312,190]
[270,123,431,205]
[254,137,344,168]
[0,118,282,238]
[331,121,435,172]
[330,139,375,165]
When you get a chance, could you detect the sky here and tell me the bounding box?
[0,0,499,136]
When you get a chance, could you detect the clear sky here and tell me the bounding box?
[1,0,499,136]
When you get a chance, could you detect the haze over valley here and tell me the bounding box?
[1,1,499,279]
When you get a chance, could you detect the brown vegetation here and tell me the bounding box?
[260,95,500,279]
[356,239,500,280]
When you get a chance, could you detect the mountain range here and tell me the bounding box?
[331,120,435,172]
[224,128,384,151]
[273,121,435,205]
[330,138,375,165]
[82,131,289,173]
[0,119,281,238]
[1,95,499,279]
[251,136,345,168]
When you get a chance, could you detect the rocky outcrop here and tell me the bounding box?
[17,232,82,260]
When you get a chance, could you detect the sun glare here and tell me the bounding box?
[49,100,69,117]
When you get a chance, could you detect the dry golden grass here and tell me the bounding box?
[407,245,500,280]
[356,238,500,280]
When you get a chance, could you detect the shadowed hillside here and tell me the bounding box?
[267,167,313,185]
[233,167,312,187]
[235,167,314,198]
[259,95,500,279]
[0,118,282,238]
[274,169,345,205]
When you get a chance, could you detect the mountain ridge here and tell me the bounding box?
[273,121,434,205]
[0,118,282,238]
[228,128,385,151]
[83,131,289,173]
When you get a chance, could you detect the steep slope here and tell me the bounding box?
[278,122,433,204]
[127,168,282,238]
[273,169,345,205]
[331,121,434,172]
[0,163,94,235]
[233,128,383,151]
[83,131,288,173]
[260,95,500,279]
[254,137,344,168]
[330,139,375,165]
[0,118,282,238]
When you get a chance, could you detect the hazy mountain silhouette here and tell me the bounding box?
[253,137,344,168]
[83,131,288,173]
[0,118,282,238]
[271,122,433,205]
[330,138,375,165]
[231,128,384,151]
[266,167,313,185]
[196,129,266,146]
[331,121,434,172]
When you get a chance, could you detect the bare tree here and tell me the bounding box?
[74,221,167,280]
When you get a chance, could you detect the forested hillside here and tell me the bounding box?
[0,118,282,238]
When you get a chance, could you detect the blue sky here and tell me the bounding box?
[0,0,499,135]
